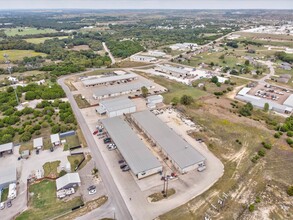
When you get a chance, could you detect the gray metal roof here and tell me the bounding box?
[284,94,293,108]
[156,64,189,75]
[50,134,60,144]
[33,137,43,148]
[56,173,81,190]
[93,79,154,98]
[132,111,205,170]
[82,73,137,86]
[0,166,16,186]
[101,117,162,175]
[100,97,136,112]
[0,142,13,153]
[147,95,163,102]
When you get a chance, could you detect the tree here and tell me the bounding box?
[171,97,179,106]
[245,60,250,66]
[264,103,269,112]
[141,86,148,98]
[211,76,218,84]
[180,95,193,105]
[20,132,32,142]
[1,134,13,144]
[51,125,60,133]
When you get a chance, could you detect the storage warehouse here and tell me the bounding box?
[147,50,166,57]
[0,166,17,189]
[155,64,190,77]
[132,110,206,173]
[101,117,162,179]
[82,73,137,87]
[96,97,136,117]
[0,142,13,156]
[130,55,157,63]
[146,95,164,109]
[283,94,293,108]
[92,80,155,100]
[56,173,81,190]
[50,134,61,146]
[33,137,43,149]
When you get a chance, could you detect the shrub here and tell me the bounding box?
[249,204,255,212]
[262,142,272,150]
[287,131,293,137]
[286,138,293,146]
[287,185,293,196]
[258,149,265,157]
[274,133,281,138]
[251,155,260,163]
[59,170,67,177]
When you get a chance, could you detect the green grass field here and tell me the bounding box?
[4,27,57,36]
[43,161,61,178]
[25,36,69,44]
[16,180,83,220]
[1,188,9,202]
[0,50,46,62]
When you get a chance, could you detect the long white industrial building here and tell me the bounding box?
[82,73,137,87]
[101,117,162,179]
[131,110,206,173]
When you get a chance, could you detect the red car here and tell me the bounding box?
[93,130,99,135]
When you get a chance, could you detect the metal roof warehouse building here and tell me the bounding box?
[96,97,136,117]
[101,117,162,179]
[82,73,137,87]
[131,110,206,173]
[0,166,17,189]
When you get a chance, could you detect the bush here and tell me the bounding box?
[274,132,281,138]
[249,204,255,212]
[287,185,293,196]
[262,142,272,150]
[287,131,293,137]
[251,155,260,163]
[59,170,67,177]
[180,95,193,105]
[258,149,265,157]
[286,138,293,146]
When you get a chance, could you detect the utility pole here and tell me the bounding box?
[4,54,20,106]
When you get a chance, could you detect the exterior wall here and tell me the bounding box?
[59,182,80,190]
[137,166,163,179]
[108,106,137,117]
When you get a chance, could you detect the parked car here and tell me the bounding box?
[93,130,99,135]
[108,145,117,151]
[87,185,96,191]
[171,172,177,177]
[107,143,116,148]
[0,202,5,210]
[7,200,12,208]
[120,164,128,169]
[197,166,206,172]
[118,160,125,164]
[103,138,111,144]
[50,147,54,152]
[36,149,40,155]
[89,189,97,195]
[122,166,130,172]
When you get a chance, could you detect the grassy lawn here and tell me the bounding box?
[149,189,176,202]
[64,135,80,151]
[67,155,85,172]
[25,36,68,44]
[74,94,91,109]
[1,188,9,202]
[16,180,83,220]
[43,161,61,178]
[0,50,46,62]
[4,27,57,36]
[136,72,207,104]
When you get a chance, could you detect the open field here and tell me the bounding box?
[135,71,207,103]
[64,135,80,150]
[0,50,46,62]
[16,180,83,220]
[68,154,85,172]
[4,27,57,36]
[25,36,69,44]
[43,161,61,178]
[74,94,91,109]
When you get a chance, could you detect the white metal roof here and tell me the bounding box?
[283,94,293,108]
[132,111,206,170]
[93,79,154,98]
[56,173,81,190]
[82,73,137,86]
[50,134,60,144]
[238,87,251,96]
[33,137,43,148]
[156,64,189,75]
[147,95,163,102]
[0,142,13,153]
[100,97,136,112]
[0,166,16,186]
[101,117,162,175]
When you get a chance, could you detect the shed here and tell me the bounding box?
[56,173,81,191]
[0,166,17,189]
[0,142,13,156]
[147,95,163,105]
[33,137,43,149]
[50,134,61,146]
[21,150,30,159]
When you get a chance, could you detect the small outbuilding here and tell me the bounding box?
[33,137,43,149]
[0,142,13,157]
[50,134,61,146]
[21,150,30,159]
[56,173,81,191]
[0,166,17,189]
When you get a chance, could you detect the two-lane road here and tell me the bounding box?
[58,76,132,220]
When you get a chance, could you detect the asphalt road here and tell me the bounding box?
[58,76,132,220]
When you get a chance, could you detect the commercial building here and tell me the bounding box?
[283,94,293,108]
[56,173,81,191]
[93,80,155,100]
[96,97,136,117]
[50,134,61,146]
[130,55,157,63]
[147,50,166,57]
[0,166,17,189]
[132,111,206,173]
[82,73,138,87]
[33,137,43,149]
[155,64,190,78]
[146,95,163,109]
[236,87,293,114]
[169,43,198,51]
[0,142,13,156]
[101,117,162,179]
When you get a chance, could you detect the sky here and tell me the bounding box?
[0,0,292,10]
